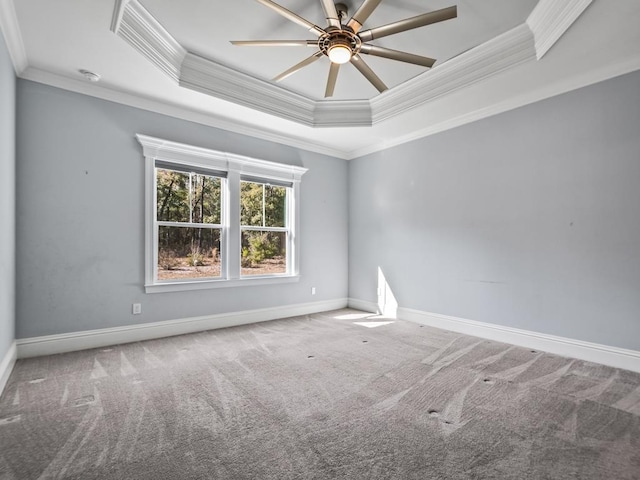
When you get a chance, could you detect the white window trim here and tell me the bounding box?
[137,134,307,294]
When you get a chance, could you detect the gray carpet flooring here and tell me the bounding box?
[1,309,639,479]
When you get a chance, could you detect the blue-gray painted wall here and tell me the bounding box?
[15,80,348,338]
[349,70,640,350]
[0,34,16,361]
[12,68,640,352]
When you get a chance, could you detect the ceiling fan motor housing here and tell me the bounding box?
[319,30,361,62]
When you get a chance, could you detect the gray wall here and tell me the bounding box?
[0,35,16,360]
[349,70,640,351]
[16,80,348,338]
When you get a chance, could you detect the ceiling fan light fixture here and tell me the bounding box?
[233,0,458,96]
[328,43,352,64]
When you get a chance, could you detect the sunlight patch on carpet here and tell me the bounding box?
[334,313,377,320]
[354,321,395,328]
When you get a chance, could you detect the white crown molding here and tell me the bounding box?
[313,100,372,127]
[347,53,640,160]
[19,67,350,159]
[20,53,639,163]
[527,0,593,59]
[115,0,186,83]
[19,54,640,164]
[371,23,536,123]
[180,53,316,126]
[110,0,591,129]
[16,299,348,358]
[180,52,374,128]
[397,307,640,373]
[114,0,373,128]
[0,341,17,397]
[0,0,28,74]
[110,0,129,33]
[9,0,622,160]
[181,55,374,128]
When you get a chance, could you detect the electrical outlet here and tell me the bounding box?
[311,287,316,295]
[132,303,142,315]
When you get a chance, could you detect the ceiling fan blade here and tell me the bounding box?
[347,0,383,33]
[273,51,324,82]
[231,40,318,47]
[255,0,325,36]
[360,44,435,68]
[358,5,457,42]
[320,0,341,28]
[350,54,387,93]
[325,62,340,97]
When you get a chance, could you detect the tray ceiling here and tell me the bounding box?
[139,0,535,101]
[2,0,640,158]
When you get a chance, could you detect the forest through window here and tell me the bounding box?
[138,134,306,292]
[156,168,222,280]
[155,169,291,281]
[240,181,288,276]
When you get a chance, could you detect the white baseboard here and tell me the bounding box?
[16,298,348,358]
[347,298,379,314]
[398,307,640,373]
[0,341,17,397]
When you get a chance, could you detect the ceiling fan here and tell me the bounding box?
[231,0,457,98]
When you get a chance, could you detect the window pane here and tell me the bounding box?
[241,230,287,276]
[157,169,190,222]
[157,168,221,224]
[158,226,221,280]
[265,185,286,228]
[191,174,221,224]
[241,181,287,228]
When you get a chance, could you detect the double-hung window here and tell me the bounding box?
[240,178,290,276]
[138,135,306,293]
[156,164,224,280]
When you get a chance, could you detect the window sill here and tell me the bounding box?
[145,275,300,293]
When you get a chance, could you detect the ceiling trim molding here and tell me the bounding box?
[110,0,579,129]
[113,0,372,128]
[370,23,536,124]
[180,55,374,128]
[19,66,350,160]
[346,54,640,160]
[115,0,186,83]
[0,0,28,74]
[313,100,372,127]
[179,55,377,128]
[180,53,316,127]
[110,0,129,33]
[527,0,593,59]
[16,56,640,162]
[10,0,625,162]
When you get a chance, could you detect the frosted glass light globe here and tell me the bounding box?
[328,44,352,64]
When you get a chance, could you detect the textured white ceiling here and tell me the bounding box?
[6,0,640,158]
[140,0,536,100]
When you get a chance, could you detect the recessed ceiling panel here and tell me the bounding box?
[11,0,634,158]
[140,0,538,100]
